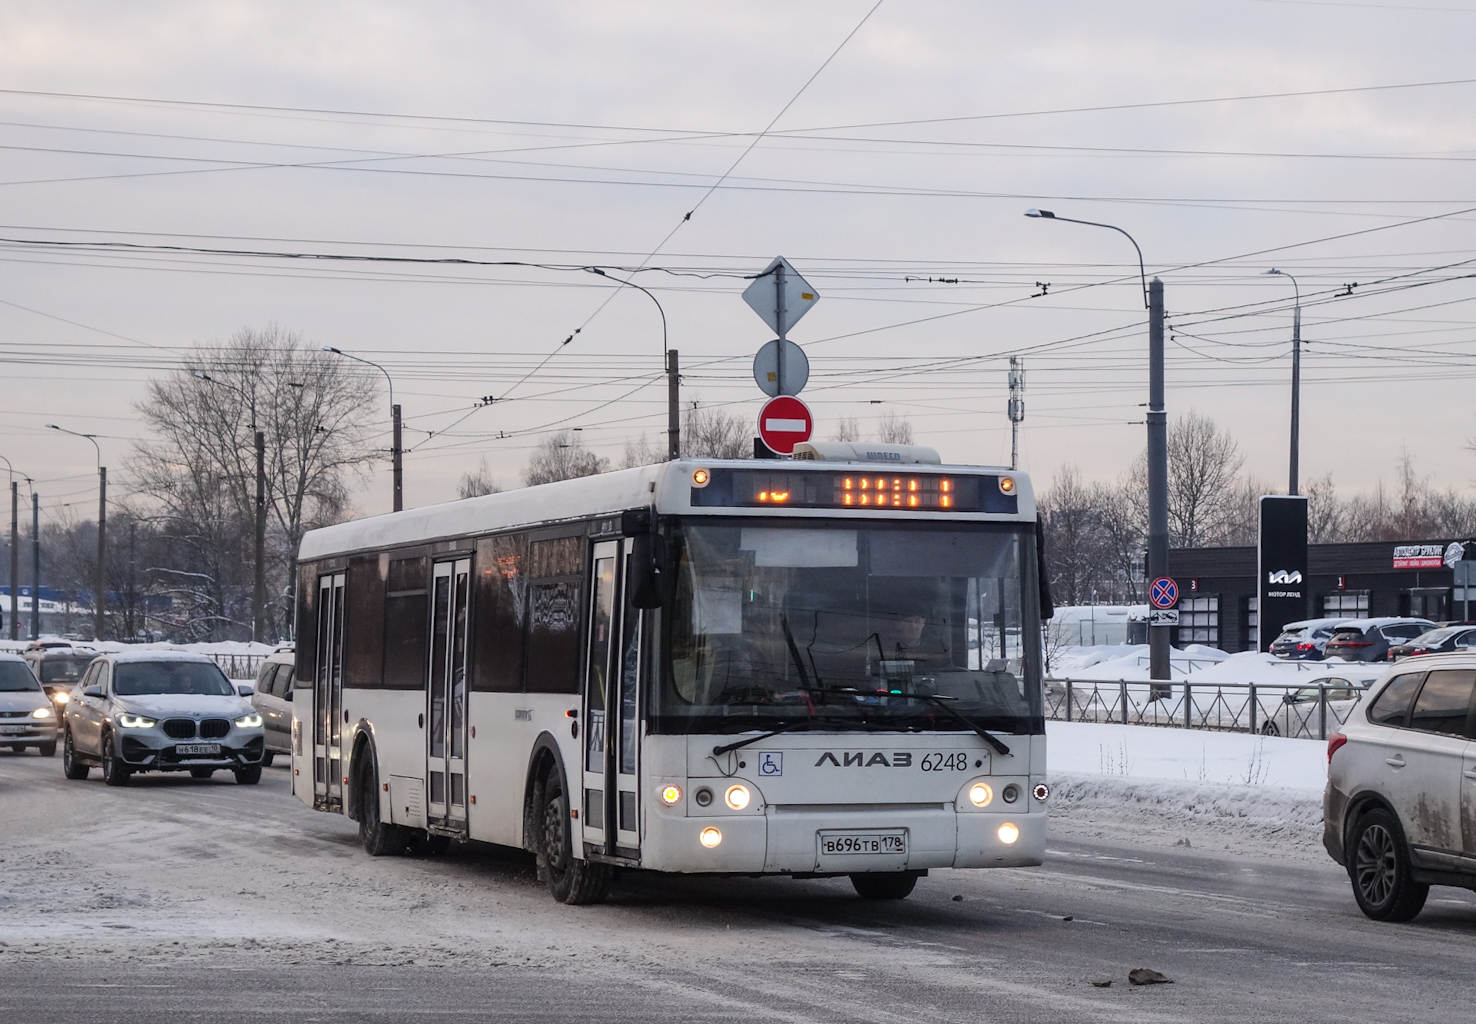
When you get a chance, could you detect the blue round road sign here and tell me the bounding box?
[1150,577,1178,609]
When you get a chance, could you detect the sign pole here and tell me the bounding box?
[775,262,788,396]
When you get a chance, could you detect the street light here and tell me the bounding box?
[1026,208,1170,683]
[194,372,269,643]
[323,347,402,511]
[1265,269,1303,496]
[47,424,107,642]
[583,267,679,460]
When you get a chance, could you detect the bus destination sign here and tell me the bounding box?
[690,468,1019,514]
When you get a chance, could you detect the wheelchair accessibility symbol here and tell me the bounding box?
[757,752,783,777]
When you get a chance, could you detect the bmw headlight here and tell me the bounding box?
[117,713,157,729]
[32,706,54,719]
[234,712,263,728]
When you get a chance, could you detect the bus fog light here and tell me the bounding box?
[661,785,682,805]
[1001,784,1020,804]
[724,784,750,810]
[997,823,1020,845]
[968,782,993,807]
[1032,782,1050,802]
[699,827,722,848]
[694,787,713,807]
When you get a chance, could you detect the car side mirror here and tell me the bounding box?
[282,689,293,703]
[237,684,255,697]
[83,685,103,698]
[1282,693,1296,705]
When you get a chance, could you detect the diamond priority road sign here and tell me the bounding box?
[1150,576,1179,609]
[757,395,813,455]
[742,256,819,336]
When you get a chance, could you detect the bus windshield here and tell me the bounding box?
[659,519,1042,735]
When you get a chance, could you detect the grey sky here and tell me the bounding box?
[4,0,1476,521]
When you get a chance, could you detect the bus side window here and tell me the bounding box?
[524,533,585,694]
[384,555,430,690]
[473,533,528,693]
[344,554,386,687]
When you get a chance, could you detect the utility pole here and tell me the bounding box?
[96,465,106,641]
[1147,278,1170,683]
[323,348,402,512]
[9,480,17,641]
[1266,269,1302,495]
[1007,357,1025,470]
[391,405,403,512]
[30,490,39,640]
[254,430,267,643]
[667,349,681,459]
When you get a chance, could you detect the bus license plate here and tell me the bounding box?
[818,831,907,856]
[176,743,222,756]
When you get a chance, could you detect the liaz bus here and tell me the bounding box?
[289,449,1052,904]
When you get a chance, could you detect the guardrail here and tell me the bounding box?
[209,653,269,680]
[1045,678,1361,740]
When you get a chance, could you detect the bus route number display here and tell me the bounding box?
[690,468,1019,514]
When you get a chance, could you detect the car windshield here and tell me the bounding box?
[0,663,42,692]
[1329,629,1364,641]
[39,656,93,683]
[658,519,1042,735]
[113,661,234,696]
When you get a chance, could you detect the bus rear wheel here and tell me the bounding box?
[851,872,919,900]
[359,765,407,856]
[537,769,610,905]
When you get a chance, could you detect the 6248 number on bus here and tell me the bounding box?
[920,751,972,772]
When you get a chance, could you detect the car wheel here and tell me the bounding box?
[851,873,919,900]
[536,768,610,905]
[233,766,262,785]
[101,733,131,787]
[62,729,90,780]
[1260,721,1281,737]
[1350,808,1428,922]
[190,768,215,779]
[359,763,407,857]
[261,751,275,768]
[39,740,57,757]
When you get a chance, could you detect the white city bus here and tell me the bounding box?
[289,451,1051,904]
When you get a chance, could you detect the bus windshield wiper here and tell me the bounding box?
[884,691,1012,756]
[710,715,880,757]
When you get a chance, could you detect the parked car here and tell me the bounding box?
[61,650,266,786]
[0,653,59,755]
[1388,625,1476,661]
[23,644,98,718]
[1259,667,1383,738]
[1269,618,1359,661]
[249,647,296,766]
[1323,618,1436,663]
[1324,653,1476,920]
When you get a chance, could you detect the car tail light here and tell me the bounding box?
[1327,733,1348,762]
[1295,642,1316,651]
[1334,641,1374,648]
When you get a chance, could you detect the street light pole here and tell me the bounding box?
[47,424,105,641]
[323,348,402,509]
[1026,209,1171,683]
[1266,269,1302,496]
[1,455,16,641]
[584,267,677,459]
[31,488,40,640]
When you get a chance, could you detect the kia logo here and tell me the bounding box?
[1268,570,1303,584]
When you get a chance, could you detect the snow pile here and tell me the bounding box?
[1050,773,1324,828]
[1051,643,1230,681]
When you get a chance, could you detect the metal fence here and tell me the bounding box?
[209,653,270,680]
[1046,677,1362,740]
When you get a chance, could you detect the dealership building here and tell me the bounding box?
[1166,539,1474,653]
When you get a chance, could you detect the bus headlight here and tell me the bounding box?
[997,823,1020,845]
[724,784,750,810]
[661,785,683,806]
[967,781,994,807]
[699,827,722,848]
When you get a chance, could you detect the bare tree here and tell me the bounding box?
[1126,411,1245,547]
[457,457,501,499]
[682,402,750,459]
[876,413,914,445]
[830,417,860,443]
[619,433,660,469]
[1095,477,1146,602]
[523,431,608,486]
[1305,473,1347,543]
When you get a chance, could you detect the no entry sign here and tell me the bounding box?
[758,395,812,455]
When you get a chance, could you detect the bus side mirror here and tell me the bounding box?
[628,532,667,609]
[1035,523,1055,621]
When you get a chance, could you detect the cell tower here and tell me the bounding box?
[1008,356,1025,470]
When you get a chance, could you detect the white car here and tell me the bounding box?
[1324,652,1476,920]
[248,647,296,765]
[0,653,59,755]
[61,650,266,786]
[1259,668,1384,739]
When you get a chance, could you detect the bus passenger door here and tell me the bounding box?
[581,540,642,859]
[426,558,471,831]
[313,572,345,811]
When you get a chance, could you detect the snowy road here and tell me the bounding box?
[2,750,1474,1023]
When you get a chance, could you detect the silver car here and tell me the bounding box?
[0,653,59,755]
[248,647,295,765]
[61,651,267,786]
[1324,652,1476,920]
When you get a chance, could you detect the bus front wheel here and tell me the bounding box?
[536,768,611,905]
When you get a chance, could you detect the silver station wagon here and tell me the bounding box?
[61,651,266,786]
[0,652,59,755]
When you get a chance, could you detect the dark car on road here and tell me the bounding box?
[1324,618,1436,663]
[23,645,98,720]
[1388,625,1476,661]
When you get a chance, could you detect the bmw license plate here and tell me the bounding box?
[818,831,908,856]
[0,725,27,735]
[176,743,222,756]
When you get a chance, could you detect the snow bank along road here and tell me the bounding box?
[2,752,1474,1023]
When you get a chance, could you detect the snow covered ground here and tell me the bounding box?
[0,635,280,655]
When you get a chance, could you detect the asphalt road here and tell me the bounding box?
[2,747,1474,1023]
